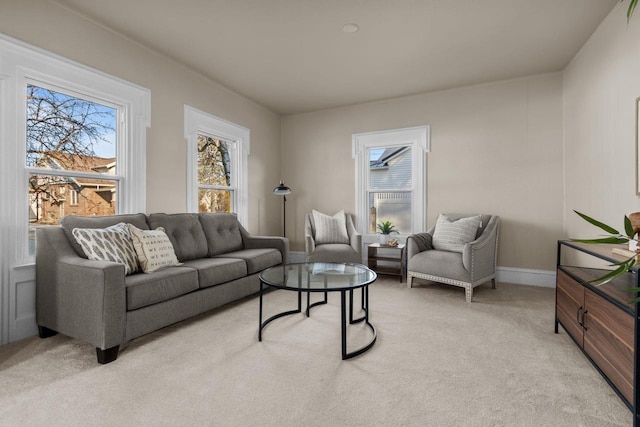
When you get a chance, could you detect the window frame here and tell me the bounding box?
[352,126,430,243]
[184,105,249,225]
[0,34,150,265]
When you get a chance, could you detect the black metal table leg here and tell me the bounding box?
[259,279,302,339]
[341,284,377,360]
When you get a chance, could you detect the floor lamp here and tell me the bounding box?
[273,180,291,237]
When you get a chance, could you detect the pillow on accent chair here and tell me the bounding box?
[432,214,482,253]
[128,224,181,273]
[312,209,349,244]
[72,222,140,275]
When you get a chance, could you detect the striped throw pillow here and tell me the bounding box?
[312,210,349,245]
[432,214,482,253]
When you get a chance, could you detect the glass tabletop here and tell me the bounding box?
[259,263,377,291]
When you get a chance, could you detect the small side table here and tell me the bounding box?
[367,243,405,282]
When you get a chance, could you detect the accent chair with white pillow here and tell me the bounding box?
[406,213,500,303]
[305,210,362,264]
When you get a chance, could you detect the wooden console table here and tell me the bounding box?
[555,240,640,426]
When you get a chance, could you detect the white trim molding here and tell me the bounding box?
[352,126,430,243]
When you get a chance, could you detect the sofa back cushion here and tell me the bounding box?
[199,213,244,256]
[60,213,149,258]
[147,213,208,262]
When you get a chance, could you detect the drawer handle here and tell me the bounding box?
[582,310,588,331]
[577,307,583,326]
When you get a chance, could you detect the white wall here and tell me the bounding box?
[563,4,640,238]
[282,73,564,272]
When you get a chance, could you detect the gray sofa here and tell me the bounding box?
[36,212,288,364]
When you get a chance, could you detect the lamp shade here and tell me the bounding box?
[273,180,291,195]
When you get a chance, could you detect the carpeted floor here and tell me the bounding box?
[0,278,632,426]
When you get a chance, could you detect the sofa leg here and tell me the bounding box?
[407,274,413,288]
[491,278,496,289]
[38,326,57,338]
[96,346,119,364]
[465,286,473,303]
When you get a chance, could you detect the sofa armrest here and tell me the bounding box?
[243,235,289,266]
[36,227,127,350]
[345,215,362,256]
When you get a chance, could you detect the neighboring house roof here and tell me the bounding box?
[37,152,116,189]
[370,147,410,169]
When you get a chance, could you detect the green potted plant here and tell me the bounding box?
[377,220,397,245]
[573,210,640,302]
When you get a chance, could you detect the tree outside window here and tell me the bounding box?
[197,134,234,213]
[26,84,118,255]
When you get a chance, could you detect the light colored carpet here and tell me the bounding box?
[0,278,631,426]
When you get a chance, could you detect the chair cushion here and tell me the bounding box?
[312,210,349,244]
[147,213,208,262]
[128,225,181,273]
[306,243,361,264]
[181,257,247,288]
[71,222,140,275]
[125,267,199,310]
[216,248,283,274]
[432,214,481,253]
[407,250,471,283]
[199,213,245,256]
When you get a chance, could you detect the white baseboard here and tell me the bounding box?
[496,267,556,288]
[289,251,556,288]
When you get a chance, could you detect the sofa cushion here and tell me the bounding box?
[432,214,482,253]
[128,225,181,273]
[216,248,282,275]
[181,257,247,288]
[60,213,149,258]
[199,213,244,256]
[148,213,208,262]
[125,266,199,310]
[71,223,140,275]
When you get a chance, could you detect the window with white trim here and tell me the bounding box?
[0,34,150,263]
[352,126,429,241]
[184,106,249,225]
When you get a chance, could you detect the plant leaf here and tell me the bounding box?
[589,260,634,285]
[628,0,638,21]
[574,210,619,234]
[625,215,635,238]
[572,237,629,244]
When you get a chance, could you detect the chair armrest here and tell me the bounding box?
[462,218,499,279]
[243,235,289,266]
[407,233,433,260]
[346,216,362,256]
[305,234,315,256]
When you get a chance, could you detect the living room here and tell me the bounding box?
[0,0,639,425]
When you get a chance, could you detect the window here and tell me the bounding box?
[26,84,119,254]
[0,34,150,263]
[184,106,249,225]
[353,126,429,240]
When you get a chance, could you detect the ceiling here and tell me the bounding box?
[53,0,618,115]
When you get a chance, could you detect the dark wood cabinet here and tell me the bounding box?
[556,241,639,425]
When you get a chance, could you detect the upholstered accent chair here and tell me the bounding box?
[406,213,500,303]
[305,210,362,263]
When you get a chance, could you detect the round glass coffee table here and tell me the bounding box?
[259,262,377,360]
